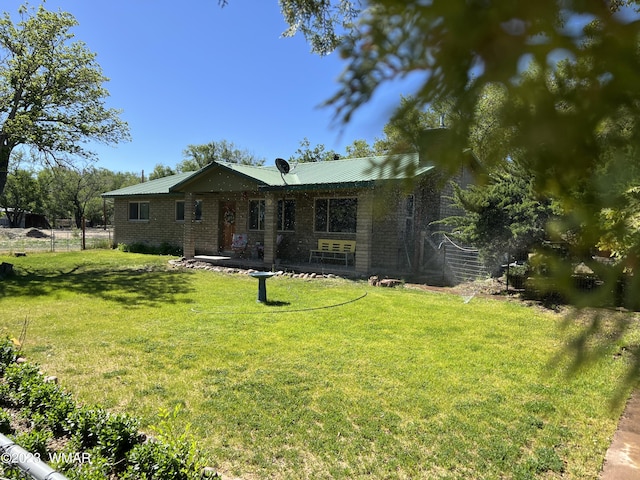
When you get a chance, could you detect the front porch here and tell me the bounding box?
[183,190,376,278]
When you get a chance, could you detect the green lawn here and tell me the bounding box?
[1,250,637,479]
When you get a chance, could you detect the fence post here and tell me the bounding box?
[81,217,86,250]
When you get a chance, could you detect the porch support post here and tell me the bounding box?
[263,192,278,268]
[183,192,196,258]
[355,189,374,276]
[211,198,220,254]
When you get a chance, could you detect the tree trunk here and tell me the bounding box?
[8,209,23,228]
[73,197,83,229]
[0,142,12,198]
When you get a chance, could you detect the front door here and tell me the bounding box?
[220,202,236,251]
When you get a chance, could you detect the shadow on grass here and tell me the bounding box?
[264,300,291,307]
[0,264,195,307]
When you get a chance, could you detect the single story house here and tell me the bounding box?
[102,149,477,281]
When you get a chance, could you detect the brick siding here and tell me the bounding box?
[112,172,469,276]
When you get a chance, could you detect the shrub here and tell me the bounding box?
[61,453,112,480]
[0,408,13,434]
[0,336,18,374]
[124,440,193,480]
[0,352,207,479]
[2,363,75,436]
[69,406,141,463]
[3,363,42,407]
[117,242,182,256]
[2,363,75,435]
[12,429,52,459]
[123,406,205,480]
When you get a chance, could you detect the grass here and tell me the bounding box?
[1,250,638,479]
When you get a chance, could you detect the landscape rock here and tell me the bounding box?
[0,262,14,277]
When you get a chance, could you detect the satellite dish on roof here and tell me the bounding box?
[275,158,290,175]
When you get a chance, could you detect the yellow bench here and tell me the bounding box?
[309,239,356,266]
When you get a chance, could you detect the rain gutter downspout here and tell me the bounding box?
[0,433,68,480]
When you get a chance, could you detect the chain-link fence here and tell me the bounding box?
[440,233,489,284]
[0,433,68,480]
[0,228,113,254]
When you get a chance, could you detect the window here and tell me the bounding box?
[176,199,201,221]
[277,199,296,231]
[176,201,185,221]
[249,199,265,230]
[404,194,414,236]
[194,199,203,221]
[249,199,295,231]
[314,197,357,233]
[129,201,149,221]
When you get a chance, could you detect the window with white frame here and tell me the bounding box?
[314,197,357,233]
[129,201,149,221]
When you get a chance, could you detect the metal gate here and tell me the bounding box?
[441,234,488,284]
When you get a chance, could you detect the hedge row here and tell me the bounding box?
[0,337,216,480]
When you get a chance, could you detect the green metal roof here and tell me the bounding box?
[101,171,196,197]
[218,153,432,190]
[274,153,430,188]
[102,153,434,197]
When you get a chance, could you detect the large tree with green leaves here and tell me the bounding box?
[0,4,129,197]
[288,137,339,163]
[0,158,43,227]
[39,166,110,229]
[179,140,265,172]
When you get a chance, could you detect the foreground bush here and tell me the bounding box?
[0,336,212,479]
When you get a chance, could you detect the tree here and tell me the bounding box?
[218,0,360,55]
[90,168,140,226]
[289,137,339,163]
[372,95,446,156]
[0,153,43,227]
[268,1,640,206]
[149,163,176,181]
[344,139,376,158]
[39,166,107,229]
[82,167,133,226]
[178,140,265,172]
[442,162,561,273]
[0,4,129,197]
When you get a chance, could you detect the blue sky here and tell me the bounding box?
[4,1,402,173]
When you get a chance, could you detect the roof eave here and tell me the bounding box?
[101,192,184,199]
[259,179,407,192]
